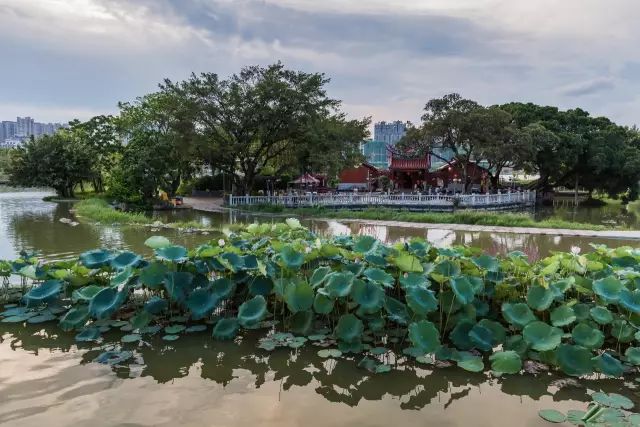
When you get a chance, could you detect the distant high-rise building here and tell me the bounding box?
[1,117,65,146]
[1,121,16,143]
[373,121,410,146]
[16,117,35,137]
[362,140,389,170]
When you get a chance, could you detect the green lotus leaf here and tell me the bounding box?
[130,311,153,329]
[450,320,475,350]
[502,302,536,329]
[477,319,506,345]
[556,344,593,376]
[110,267,134,289]
[285,280,314,313]
[24,280,62,305]
[323,272,354,298]
[75,327,101,342]
[406,286,438,316]
[89,287,127,320]
[523,321,562,351]
[162,334,180,341]
[456,352,484,372]
[211,277,236,300]
[399,273,428,289]
[619,289,640,313]
[450,276,475,305]
[526,285,554,311]
[318,349,342,358]
[344,263,365,276]
[593,276,624,303]
[164,272,194,302]
[72,285,103,303]
[432,259,460,279]
[626,347,640,365]
[1,314,32,323]
[312,293,334,314]
[363,268,394,288]
[27,312,57,324]
[59,306,89,331]
[394,253,423,273]
[220,253,244,272]
[335,313,364,343]
[351,279,384,311]
[144,235,172,249]
[611,319,635,342]
[79,249,113,269]
[550,278,574,297]
[592,352,624,377]
[364,254,386,267]
[408,320,440,353]
[489,350,522,374]
[111,251,142,270]
[280,246,304,270]
[95,350,132,365]
[566,410,587,425]
[538,409,566,423]
[186,288,219,320]
[241,254,258,270]
[155,245,188,262]
[139,262,168,289]
[589,306,613,325]
[164,324,186,334]
[212,318,239,340]
[238,295,267,327]
[572,303,591,321]
[571,322,604,349]
[550,305,576,327]
[1,306,28,317]
[248,276,273,296]
[144,296,168,314]
[468,324,495,351]
[353,235,377,253]
[288,310,314,335]
[591,392,634,409]
[310,266,332,288]
[472,254,500,272]
[121,333,141,343]
[384,296,410,324]
[612,256,638,268]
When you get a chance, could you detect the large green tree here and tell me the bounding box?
[163,63,348,194]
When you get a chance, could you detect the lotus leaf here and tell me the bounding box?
[285,280,314,313]
[144,296,168,314]
[408,320,440,353]
[612,319,635,342]
[335,313,364,343]
[313,294,334,314]
[72,285,103,303]
[572,303,591,321]
[523,321,562,351]
[450,320,475,350]
[454,352,484,372]
[489,350,522,374]
[353,235,377,253]
[538,409,566,423]
[248,276,273,296]
[363,268,394,288]
[238,295,267,327]
[394,253,423,273]
[164,272,194,303]
[351,279,384,311]
[121,333,141,343]
[450,276,475,305]
[220,253,244,272]
[288,310,314,335]
[79,249,113,269]
[27,312,57,323]
[526,285,555,311]
[468,324,495,351]
[310,266,332,288]
[75,327,101,342]
[212,318,239,340]
[144,235,171,249]
[556,344,593,376]
[89,287,127,320]
[280,246,304,269]
[139,262,168,289]
[406,286,438,315]
[471,254,500,272]
[344,262,365,276]
[571,322,604,349]
[186,288,219,320]
[24,280,62,305]
[626,347,640,365]
[95,350,132,365]
[162,334,180,341]
[59,306,89,331]
[591,392,634,409]
[550,305,576,327]
[130,311,152,329]
[155,245,188,262]
[593,276,624,303]
[399,272,428,289]
[501,302,536,328]
[620,289,640,313]
[318,349,342,358]
[550,278,574,297]
[384,296,410,324]
[590,306,613,325]
[592,352,624,377]
[111,251,142,270]
[110,267,134,288]
[165,324,186,334]
[323,272,354,298]
[211,277,235,299]
[477,319,506,345]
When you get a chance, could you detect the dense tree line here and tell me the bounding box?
[398,93,640,199]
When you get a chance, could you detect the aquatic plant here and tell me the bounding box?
[3,220,640,378]
[539,391,639,425]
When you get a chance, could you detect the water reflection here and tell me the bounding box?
[1,321,637,427]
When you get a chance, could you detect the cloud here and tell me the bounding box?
[0,0,639,127]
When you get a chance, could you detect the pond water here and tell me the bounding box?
[1,190,640,426]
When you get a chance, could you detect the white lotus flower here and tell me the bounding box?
[305,246,312,254]
[570,246,581,255]
[218,239,225,247]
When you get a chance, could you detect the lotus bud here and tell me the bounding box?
[218,239,225,247]
[570,246,581,255]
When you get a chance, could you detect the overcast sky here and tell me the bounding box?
[1,0,639,129]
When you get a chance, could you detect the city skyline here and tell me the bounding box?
[1,1,639,127]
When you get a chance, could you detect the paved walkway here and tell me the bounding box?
[184,197,640,239]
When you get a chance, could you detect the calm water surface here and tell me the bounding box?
[1,191,640,426]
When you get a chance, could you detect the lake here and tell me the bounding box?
[1,190,639,426]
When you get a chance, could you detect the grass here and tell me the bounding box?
[242,205,618,231]
[74,198,153,224]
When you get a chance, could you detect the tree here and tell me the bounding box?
[163,63,343,194]
[7,131,93,197]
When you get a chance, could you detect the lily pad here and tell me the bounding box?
[285,280,314,313]
[186,288,219,320]
[155,245,188,262]
[526,285,554,311]
[79,249,113,269]
[238,295,267,327]
[335,313,364,343]
[593,276,624,303]
[523,321,563,351]
[591,392,634,409]
[406,286,438,316]
[23,280,62,305]
[351,279,384,311]
[408,320,440,353]
[550,305,576,327]
[111,251,142,270]
[556,344,593,377]
[538,409,566,423]
[489,351,522,374]
[363,268,394,288]
[502,302,536,329]
[121,333,141,343]
[212,318,239,340]
[75,327,101,342]
[144,235,172,249]
[89,287,127,320]
[95,350,132,365]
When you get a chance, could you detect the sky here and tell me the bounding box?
[0,0,639,130]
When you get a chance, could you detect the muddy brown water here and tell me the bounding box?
[1,190,640,426]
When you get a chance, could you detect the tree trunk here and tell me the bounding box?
[490,175,499,193]
[574,174,579,207]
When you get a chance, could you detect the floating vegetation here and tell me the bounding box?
[3,220,640,381]
[540,392,639,425]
